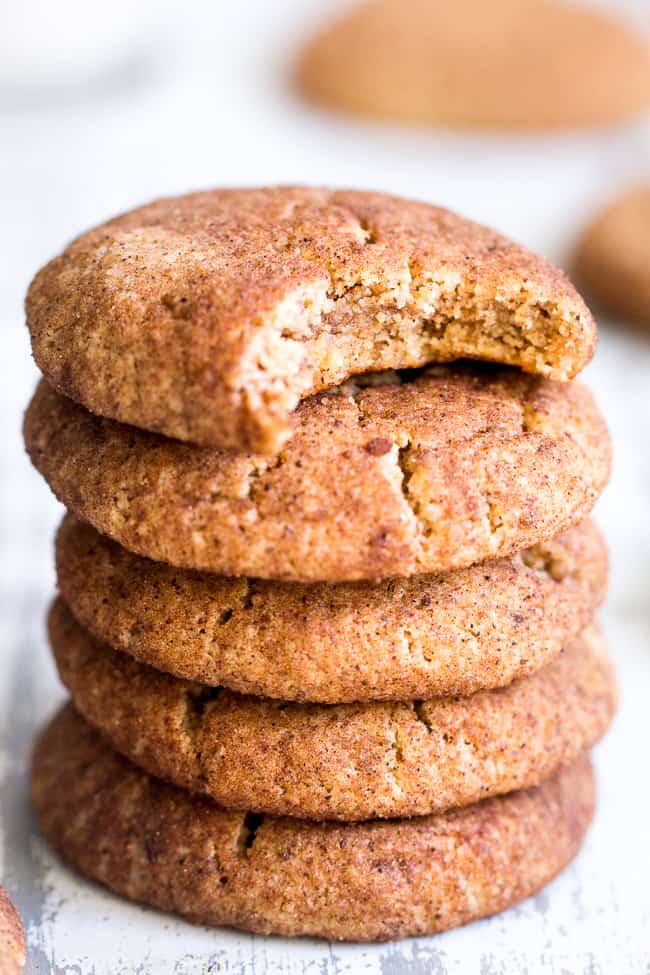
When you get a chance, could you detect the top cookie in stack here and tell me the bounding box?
[26,188,595,452]
[24,188,613,943]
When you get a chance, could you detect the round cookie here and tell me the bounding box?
[32,705,595,943]
[50,601,615,822]
[573,185,650,329]
[297,0,650,131]
[25,366,611,581]
[26,187,596,451]
[0,887,25,975]
[56,515,607,702]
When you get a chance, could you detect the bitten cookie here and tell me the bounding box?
[56,516,607,702]
[297,0,650,131]
[32,705,595,943]
[25,366,611,581]
[50,601,615,822]
[26,187,596,451]
[0,887,25,975]
[573,185,650,329]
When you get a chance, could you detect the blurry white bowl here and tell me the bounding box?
[0,0,165,91]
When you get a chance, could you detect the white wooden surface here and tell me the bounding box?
[1,2,649,971]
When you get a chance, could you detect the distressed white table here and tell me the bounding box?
[1,1,649,971]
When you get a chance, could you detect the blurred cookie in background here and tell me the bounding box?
[573,185,650,329]
[0,886,25,975]
[296,0,650,131]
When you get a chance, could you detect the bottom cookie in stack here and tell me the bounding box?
[33,706,595,943]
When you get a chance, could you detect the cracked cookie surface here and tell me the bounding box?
[32,705,595,942]
[56,516,607,701]
[25,364,611,580]
[50,601,615,822]
[26,187,596,451]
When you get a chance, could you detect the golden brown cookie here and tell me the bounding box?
[297,0,650,131]
[25,366,611,581]
[50,601,615,822]
[26,187,596,451]
[56,515,607,702]
[573,185,650,328]
[32,705,595,943]
[0,887,25,975]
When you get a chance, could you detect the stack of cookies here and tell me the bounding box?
[23,188,615,943]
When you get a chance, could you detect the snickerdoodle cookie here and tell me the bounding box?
[0,887,25,975]
[26,188,596,451]
[297,0,650,131]
[50,601,615,822]
[56,515,607,702]
[25,366,611,581]
[573,185,650,329]
[32,705,595,942]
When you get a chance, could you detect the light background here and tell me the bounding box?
[1,1,649,972]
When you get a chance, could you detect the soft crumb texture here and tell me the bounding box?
[32,706,595,943]
[24,366,611,581]
[50,602,615,822]
[56,516,608,702]
[572,185,650,329]
[26,187,596,451]
[0,887,25,975]
[297,0,650,131]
